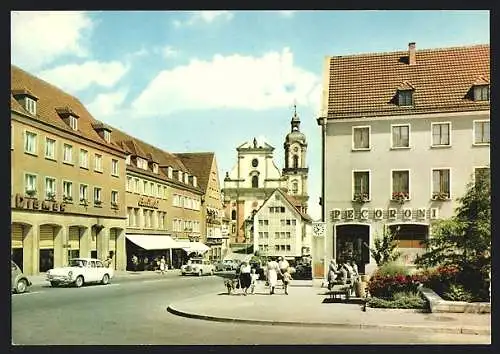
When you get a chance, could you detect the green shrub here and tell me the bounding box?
[442,284,474,302]
[368,291,427,309]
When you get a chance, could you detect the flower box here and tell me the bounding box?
[432,192,449,201]
[25,189,37,197]
[46,192,56,202]
[94,200,102,206]
[111,202,119,209]
[392,192,409,204]
[353,193,370,203]
[80,198,89,206]
[63,196,73,203]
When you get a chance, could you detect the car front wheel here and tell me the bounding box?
[50,281,59,287]
[74,275,84,288]
[101,274,110,285]
[16,279,28,293]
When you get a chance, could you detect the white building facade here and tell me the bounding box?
[253,189,312,260]
[315,43,490,278]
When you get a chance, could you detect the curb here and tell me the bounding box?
[166,304,491,336]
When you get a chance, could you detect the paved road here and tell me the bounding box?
[11,273,489,345]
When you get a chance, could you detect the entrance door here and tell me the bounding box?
[109,229,118,269]
[90,227,98,259]
[39,225,55,272]
[12,224,24,271]
[68,227,81,260]
[335,224,370,274]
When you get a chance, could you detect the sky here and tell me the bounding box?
[10,10,490,220]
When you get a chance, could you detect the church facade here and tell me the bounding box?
[222,108,310,250]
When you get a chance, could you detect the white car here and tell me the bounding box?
[46,258,114,288]
[180,258,215,276]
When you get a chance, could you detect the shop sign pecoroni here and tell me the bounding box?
[14,194,66,212]
[329,207,439,221]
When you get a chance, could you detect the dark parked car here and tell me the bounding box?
[11,261,31,294]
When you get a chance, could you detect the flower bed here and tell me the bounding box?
[367,291,427,310]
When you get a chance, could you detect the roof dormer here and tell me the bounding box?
[92,121,113,143]
[471,76,490,101]
[396,81,415,106]
[167,166,173,179]
[177,170,183,182]
[184,172,189,184]
[125,155,131,165]
[12,88,39,116]
[55,106,79,131]
[152,163,159,174]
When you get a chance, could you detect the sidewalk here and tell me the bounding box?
[28,269,179,287]
[167,281,491,336]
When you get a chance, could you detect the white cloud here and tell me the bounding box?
[131,48,321,116]
[11,11,94,71]
[277,11,297,17]
[38,61,129,93]
[87,89,128,118]
[173,11,233,27]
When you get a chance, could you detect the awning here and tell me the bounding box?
[126,234,179,250]
[223,253,253,263]
[175,241,210,254]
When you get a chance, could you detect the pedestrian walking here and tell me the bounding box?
[159,256,166,275]
[278,256,289,287]
[266,258,281,295]
[239,261,252,296]
[250,268,259,294]
[132,254,138,272]
[282,269,293,295]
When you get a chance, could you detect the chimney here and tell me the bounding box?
[408,42,416,65]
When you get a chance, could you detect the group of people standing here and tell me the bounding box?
[327,258,359,289]
[235,256,293,296]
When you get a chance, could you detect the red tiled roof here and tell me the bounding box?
[175,152,216,193]
[326,44,490,118]
[11,65,125,153]
[281,191,312,222]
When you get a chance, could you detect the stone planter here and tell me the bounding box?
[419,287,490,314]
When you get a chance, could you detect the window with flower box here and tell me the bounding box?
[431,169,450,200]
[79,184,88,204]
[94,187,102,205]
[353,171,370,202]
[45,177,56,200]
[392,170,410,201]
[24,173,37,196]
[63,181,73,202]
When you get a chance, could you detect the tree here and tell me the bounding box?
[415,168,491,300]
[364,227,401,266]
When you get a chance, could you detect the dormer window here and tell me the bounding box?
[177,170,183,182]
[398,90,413,106]
[56,106,79,131]
[153,163,159,174]
[92,121,112,142]
[193,176,197,187]
[167,166,173,179]
[474,85,490,101]
[184,172,189,184]
[125,155,131,165]
[25,97,37,115]
[12,89,39,116]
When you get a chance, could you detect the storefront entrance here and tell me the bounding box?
[109,228,119,270]
[12,223,25,271]
[39,225,56,272]
[68,226,83,260]
[335,224,370,274]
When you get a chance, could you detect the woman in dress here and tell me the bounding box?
[266,258,281,295]
[239,261,252,295]
[159,256,166,275]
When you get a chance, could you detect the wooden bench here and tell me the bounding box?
[324,283,353,301]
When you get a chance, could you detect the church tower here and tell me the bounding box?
[283,105,309,213]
